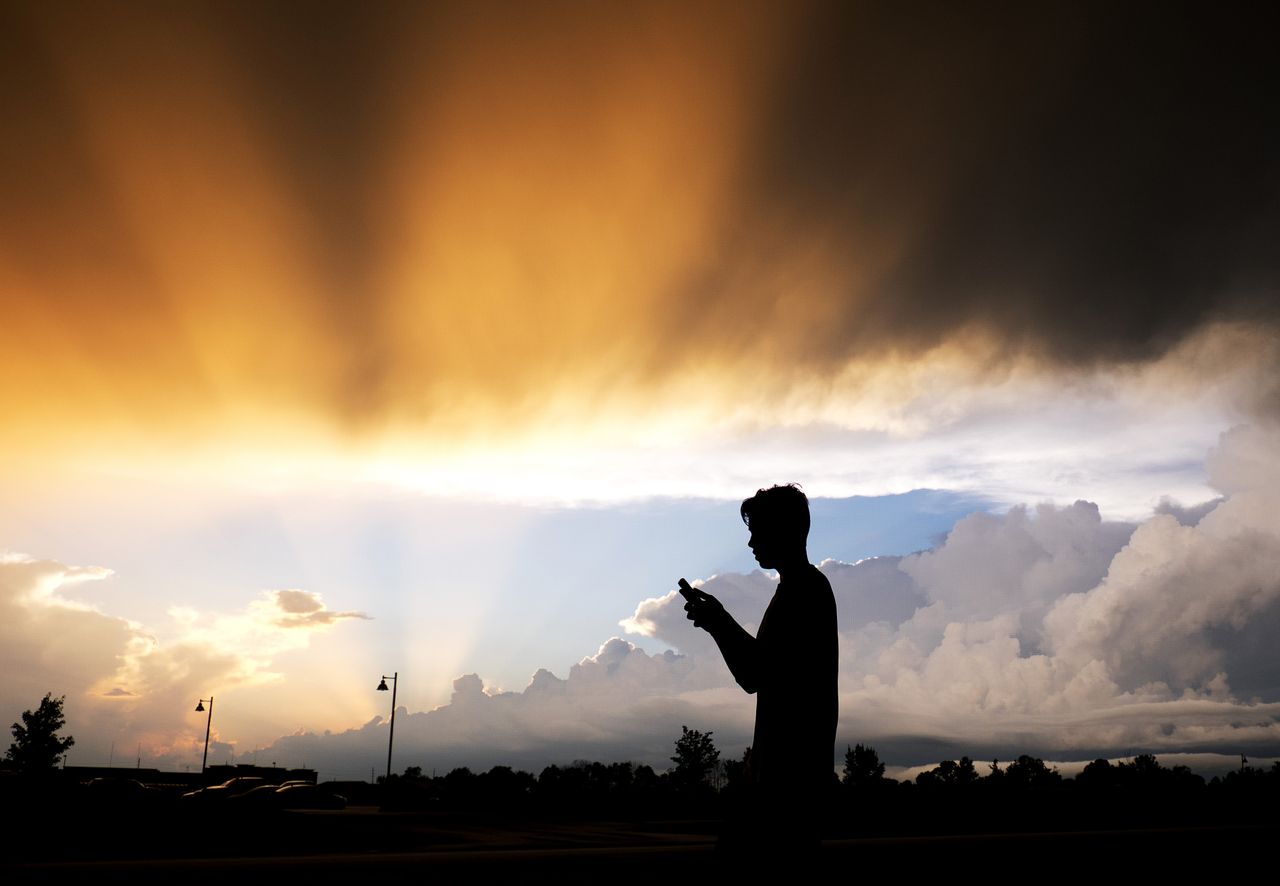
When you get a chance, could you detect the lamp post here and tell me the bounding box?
[376,673,398,782]
[195,696,213,776]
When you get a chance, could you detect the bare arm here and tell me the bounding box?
[679,579,762,693]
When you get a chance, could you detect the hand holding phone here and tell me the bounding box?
[678,578,725,631]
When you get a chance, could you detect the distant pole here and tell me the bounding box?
[387,674,398,781]
[377,673,399,782]
[195,697,214,775]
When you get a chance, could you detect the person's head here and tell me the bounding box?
[740,484,810,568]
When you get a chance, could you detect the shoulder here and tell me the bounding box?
[805,564,834,595]
[778,565,833,607]
[804,566,836,613]
[809,563,833,588]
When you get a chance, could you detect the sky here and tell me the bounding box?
[2,2,1278,780]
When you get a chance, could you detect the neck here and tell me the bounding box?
[776,550,811,581]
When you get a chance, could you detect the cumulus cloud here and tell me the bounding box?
[1043,428,1280,694]
[899,501,1135,653]
[838,425,1280,758]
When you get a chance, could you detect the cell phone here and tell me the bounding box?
[677,578,696,600]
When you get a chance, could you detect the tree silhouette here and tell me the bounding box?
[1131,753,1160,772]
[6,693,74,774]
[918,756,980,787]
[670,725,720,789]
[1002,754,1061,788]
[843,743,885,788]
[1077,758,1117,790]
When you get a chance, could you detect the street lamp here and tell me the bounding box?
[195,696,214,776]
[376,673,398,782]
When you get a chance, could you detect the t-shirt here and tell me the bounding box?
[743,564,838,791]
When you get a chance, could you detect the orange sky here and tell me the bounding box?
[2,3,794,453]
[5,2,1275,472]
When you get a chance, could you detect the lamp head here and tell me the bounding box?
[195,700,204,712]
[376,678,389,692]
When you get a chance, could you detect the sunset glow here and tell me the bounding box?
[2,2,1277,778]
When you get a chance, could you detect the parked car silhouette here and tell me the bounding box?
[224,782,346,810]
[273,784,346,809]
[181,776,268,802]
[82,777,170,809]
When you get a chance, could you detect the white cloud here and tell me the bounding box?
[830,424,1280,757]
[899,501,1134,647]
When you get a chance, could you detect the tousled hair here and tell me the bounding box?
[740,483,810,541]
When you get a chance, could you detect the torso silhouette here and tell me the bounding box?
[746,564,838,791]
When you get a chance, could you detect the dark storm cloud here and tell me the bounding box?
[670,2,1279,367]
[3,2,1275,440]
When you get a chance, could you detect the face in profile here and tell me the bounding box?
[748,522,783,569]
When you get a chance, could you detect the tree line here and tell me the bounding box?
[372,730,1280,830]
[6,696,1278,831]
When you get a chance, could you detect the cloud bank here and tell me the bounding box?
[5,424,1277,776]
[247,425,1280,775]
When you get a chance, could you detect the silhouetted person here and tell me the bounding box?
[679,483,837,862]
